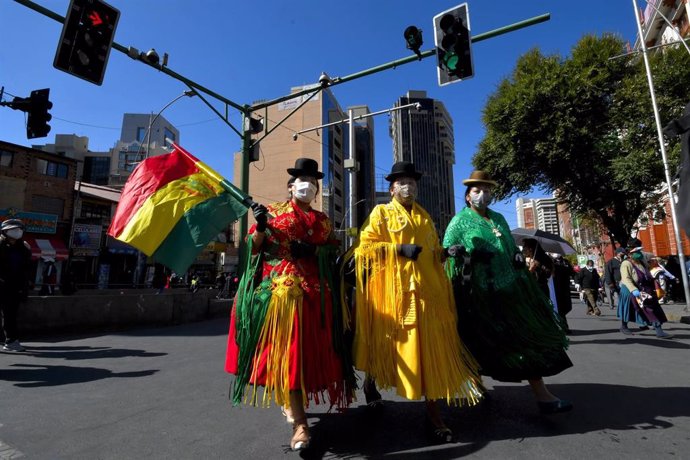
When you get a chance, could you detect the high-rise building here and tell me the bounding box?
[110,114,180,186]
[389,90,455,233]
[349,105,376,227]
[515,196,560,235]
[235,86,373,243]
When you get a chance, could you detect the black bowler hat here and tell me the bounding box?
[287,158,324,179]
[385,161,422,182]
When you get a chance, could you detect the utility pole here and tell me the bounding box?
[631,0,690,311]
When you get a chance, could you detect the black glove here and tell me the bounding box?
[251,202,268,232]
[471,248,494,264]
[398,244,422,260]
[444,245,466,258]
[290,241,317,259]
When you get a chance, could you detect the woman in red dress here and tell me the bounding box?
[225,158,353,451]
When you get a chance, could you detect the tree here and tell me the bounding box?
[474,34,690,247]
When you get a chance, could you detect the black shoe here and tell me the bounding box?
[363,380,384,412]
[620,327,634,335]
[638,326,650,331]
[537,399,573,415]
[425,418,454,443]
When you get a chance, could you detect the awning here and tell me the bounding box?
[25,237,69,261]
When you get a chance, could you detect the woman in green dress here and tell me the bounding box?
[443,171,573,414]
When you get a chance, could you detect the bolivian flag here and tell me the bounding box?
[108,144,250,273]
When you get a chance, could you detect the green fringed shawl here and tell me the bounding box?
[443,207,571,381]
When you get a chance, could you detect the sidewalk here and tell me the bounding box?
[660,302,690,324]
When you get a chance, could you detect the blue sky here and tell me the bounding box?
[1,1,642,227]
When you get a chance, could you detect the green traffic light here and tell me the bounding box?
[444,53,459,71]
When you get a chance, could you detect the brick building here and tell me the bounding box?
[0,140,77,288]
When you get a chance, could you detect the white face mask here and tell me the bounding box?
[392,180,417,204]
[292,180,317,203]
[5,228,23,240]
[469,190,492,209]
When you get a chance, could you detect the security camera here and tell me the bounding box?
[292,133,298,141]
[414,102,422,111]
[318,72,331,87]
[144,48,160,65]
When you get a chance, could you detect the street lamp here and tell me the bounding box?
[131,89,197,165]
[143,89,196,160]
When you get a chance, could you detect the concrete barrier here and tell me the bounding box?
[18,290,233,336]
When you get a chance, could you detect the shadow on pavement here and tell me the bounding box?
[0,363,158,387]
[566,328,621,337]
[20,345,168,360]
[295,383,690,459]
[570,337,690,349]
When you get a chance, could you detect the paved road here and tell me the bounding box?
[1,300,689,459]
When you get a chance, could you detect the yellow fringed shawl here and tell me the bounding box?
[249,273,305,407]
[353,199,484,403]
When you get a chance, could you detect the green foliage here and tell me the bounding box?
[475,34,690,247]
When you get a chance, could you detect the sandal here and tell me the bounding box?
[280,406,294,424]
[290,420,311,451]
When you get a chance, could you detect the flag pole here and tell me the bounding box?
[173,143,256,209]
[631,0,690,311]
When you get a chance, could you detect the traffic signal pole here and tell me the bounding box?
[14,0,550,272]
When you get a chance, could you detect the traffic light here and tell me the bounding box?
[404,26,423,59]
[433,3,474,86]
[2,89,53,139]
[27,89,53,139]
[54,0,120,85]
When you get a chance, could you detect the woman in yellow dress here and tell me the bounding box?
[352,161,483,442]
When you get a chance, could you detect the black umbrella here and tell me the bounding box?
[511,227,576,255]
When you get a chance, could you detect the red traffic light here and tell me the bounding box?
[53,0,120,85]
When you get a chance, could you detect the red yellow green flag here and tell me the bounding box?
[107,144,250,273]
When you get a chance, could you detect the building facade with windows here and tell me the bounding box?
[515,196,560,235]
[0,140,77,288]
[235,87,372,244]
[636,0,690,49]
[109,113,180,186]
[389,90,455,234]
[35,134,111,185]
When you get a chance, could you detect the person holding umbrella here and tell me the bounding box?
[443,171,573,414]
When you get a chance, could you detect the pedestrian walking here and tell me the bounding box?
[225,158,354,451]
[0,219,32,352]
[443,171,573,415]
[649,258,675,304]
[577,260,602,316]
[618,239,671,338]
[352,161,483,443]
[552,255,575,334]
[605,248,625,309]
